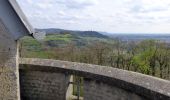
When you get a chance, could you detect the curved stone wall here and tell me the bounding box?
[19,58,170,100]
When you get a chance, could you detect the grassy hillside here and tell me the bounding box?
[20,33,114,58]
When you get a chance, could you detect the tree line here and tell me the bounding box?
[21,39,170,80]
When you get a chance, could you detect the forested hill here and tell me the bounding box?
[36,28,108,39]
[20,29,170,80]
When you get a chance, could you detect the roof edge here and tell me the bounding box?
[8,0,35,35]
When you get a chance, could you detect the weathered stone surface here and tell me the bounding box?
[20,70,70,100]
[84,79,147,100]
[19,58,170,100]
[66,75,73,100]
[0,19,20,100]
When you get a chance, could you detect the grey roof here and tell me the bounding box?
[9,0,35,34]
[0,0,35,40]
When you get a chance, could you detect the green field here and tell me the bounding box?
[20,34,114,58]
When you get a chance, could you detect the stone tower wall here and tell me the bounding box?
[0,19,20,100]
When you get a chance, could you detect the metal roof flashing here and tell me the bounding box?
[0,0,45,40]
[9,0,46,40]
[0,0,34,40]
[8,0,35,34]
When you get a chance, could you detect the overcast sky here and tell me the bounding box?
[16,0,170,34]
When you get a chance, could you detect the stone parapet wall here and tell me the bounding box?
[19,58,170,100]
[20,70,70,100]
[84,78,147,100]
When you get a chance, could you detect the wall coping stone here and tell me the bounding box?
[19,58,170,100]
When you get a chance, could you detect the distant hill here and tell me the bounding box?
[36,28,109,39]
[98,31,170,42]
[36,28,68,34]
[36,29,170,42]
[106,34,170,42]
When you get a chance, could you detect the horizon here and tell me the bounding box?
[38,28,170,35]
[17,0,170,34]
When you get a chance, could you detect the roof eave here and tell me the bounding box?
[8,0,35,35]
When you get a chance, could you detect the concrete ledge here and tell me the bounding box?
[19,58,170,100]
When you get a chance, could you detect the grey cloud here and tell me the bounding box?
[143,8,168,12]
[126,0,169,14]
[55,0,97,9]
[133,15,155,20]
[17,0,170,33]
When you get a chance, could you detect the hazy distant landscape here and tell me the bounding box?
[20,28,170,80]
[108,34,170,42]
[37,28,170,42]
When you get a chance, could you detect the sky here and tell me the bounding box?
[16,0,170,34]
